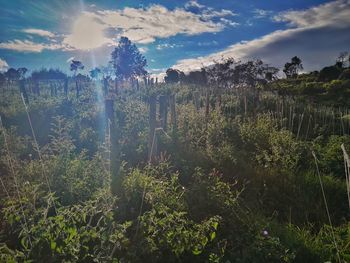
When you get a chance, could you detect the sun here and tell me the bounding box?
[63,13,112,50]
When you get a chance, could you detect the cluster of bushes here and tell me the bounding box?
[269,65,350,106]
[0,81,350,262]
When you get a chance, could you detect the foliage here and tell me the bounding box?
[110,37,147,81]
[1,56,350,262]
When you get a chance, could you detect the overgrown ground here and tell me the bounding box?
[0,81,350,262]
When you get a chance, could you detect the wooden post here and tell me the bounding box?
[103,78,108,96]
[205,87,210,117]
[170,94,177,132]
[148,95,157,163]
[64,78,68,97]
[193,91,200,111]
[75,79,79,98]
[19,79,29,104]
[114,79,119,95]
[105,99,121,194]
[50,81,54,96]
[36,80,41,95]
[159,95,168,131]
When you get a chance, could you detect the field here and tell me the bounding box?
[0,74,350,262]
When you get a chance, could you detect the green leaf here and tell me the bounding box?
[192,247,202,255]
[210,231,216,241]
[50,240,57,251]
[20,237,28,250]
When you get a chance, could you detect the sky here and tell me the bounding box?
[0,0,349,78]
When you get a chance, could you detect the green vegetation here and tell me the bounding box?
[1,46,350,262]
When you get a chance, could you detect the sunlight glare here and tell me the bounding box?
[63,14,112,50]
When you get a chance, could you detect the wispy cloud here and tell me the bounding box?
[273,0,350,28]
[252,9,273,19]
[1,2,239,53]
[173,0,350,72]
[22,28,56,38]
[0,58,9,72]
[184,0,206,10]
[62,3,238,50]
[156,43,184,50]
[0,39,66,53]
[138,47,148,53]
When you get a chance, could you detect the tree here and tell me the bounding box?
[70,60,84,98]
[318,65,342,82]
[339,69,350,80]
[283,56,303,78]
[17,67,28,79]
[4,68,20,82]
[110,37,147,91]
[89,67,101,80]
[164,68,182,84]
[0,72,5,84]
[336,51,349,68]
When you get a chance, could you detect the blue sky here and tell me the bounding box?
[0,0,349,77]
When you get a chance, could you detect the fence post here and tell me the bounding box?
[105,99,121,194]
[148,95,157,163]
[170,94,177,133]
[159,95,168,131]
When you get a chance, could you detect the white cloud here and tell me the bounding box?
[92,4,230,44]
[66,56,75,63]
[173,0,350,72]
[273,0,350,28]
[220,18,239,27]
[253,9,273,19]
[60,3,238,50]
[1,3,238,53]
[22,28,56,38]
[138,47,148,53]
[201,9,236,20]
[0,58,9,72]
[156,43,184,50]
[0,39,65,53]
[184,0,206,10]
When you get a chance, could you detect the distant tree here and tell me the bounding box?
[318,65,342,82]
[164,68,183,84]
[283,56,303,78]
[336,51,349,68]
[89,67,101,80]
[185,69,207,86]
[17,67,28,79]
[4,68,20,82]
[0,72,5,94]
[338,69,350,80]
[110,37,147,91]
[70,60,84,98]
[0,72,5,84]
[31,68,67,95]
